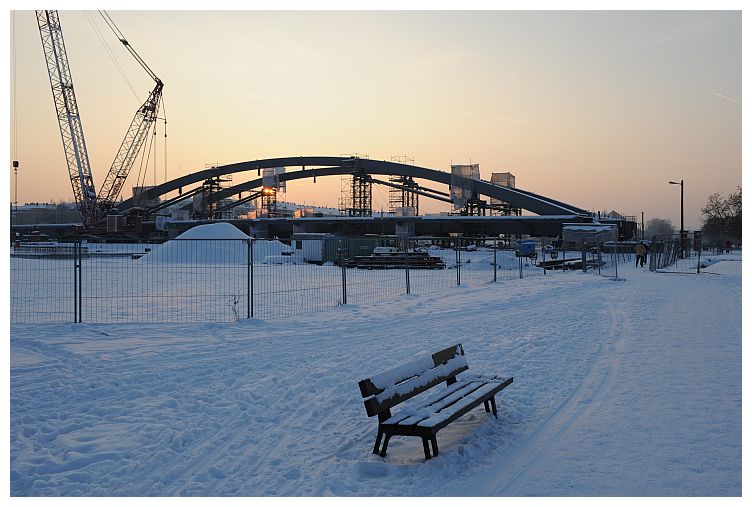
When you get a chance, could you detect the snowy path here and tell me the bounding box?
[10,265,741,496]
[469,267,741,495]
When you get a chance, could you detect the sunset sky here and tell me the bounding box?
[9,9,742,229]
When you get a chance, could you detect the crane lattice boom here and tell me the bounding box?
[36,10,164,228]
[36,10,98,227]
[95,80,163,220]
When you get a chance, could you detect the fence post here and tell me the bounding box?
[73,241,79,323]
[251,238,253,319]
[493,240,497,282]
[519,254,523,279]
[692,231,702,274]
[563,240,567,271]
[456,237,461,286]
[649,235,657,272]
[404,238,411,295]
[542,238,546,275]
[597,240,602,276]
[340,240,347,305]
[76,241,83,323]
[696,241,701,274]
[614,243,619,280]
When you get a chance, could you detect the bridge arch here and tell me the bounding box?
[116,156,587,216]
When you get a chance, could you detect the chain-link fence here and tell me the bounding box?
[11,234,631,324]
[649,233,741,276]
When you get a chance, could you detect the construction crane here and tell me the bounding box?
[94,11,163,222]
[36,10,98,226]
[35,10,164,229]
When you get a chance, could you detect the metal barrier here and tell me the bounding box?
[11,234,629,324]
[649,234,741,276]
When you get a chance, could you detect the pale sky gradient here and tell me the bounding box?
[9,10,742,229]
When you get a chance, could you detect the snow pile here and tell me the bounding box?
[140,223,286,264]
[173,222,249,240]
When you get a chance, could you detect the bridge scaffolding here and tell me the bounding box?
[339,154,372,217]
[388,156,419,215]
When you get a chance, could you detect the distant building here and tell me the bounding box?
[11,202,81,225]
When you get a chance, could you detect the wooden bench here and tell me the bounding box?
[357,343,513,461]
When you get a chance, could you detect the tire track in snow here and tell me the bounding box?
[470,287,630,495]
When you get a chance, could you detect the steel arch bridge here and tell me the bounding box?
[115,156,588,217]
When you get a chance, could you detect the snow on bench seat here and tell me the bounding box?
[384,376,510,427]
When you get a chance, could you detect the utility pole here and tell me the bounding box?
[641,211,644,240]
[669,180,685,258]
[13,160,19,216]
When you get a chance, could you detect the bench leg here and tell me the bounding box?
[490,397,498,418]
[483,400,490,413]
[430,436,439,458]
[422,437,432,461]
[379,433,392,457]
[373,430,384,455]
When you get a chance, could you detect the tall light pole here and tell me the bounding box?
[669,179,684,258]
[641,211,644,240]
[12,160,19,217]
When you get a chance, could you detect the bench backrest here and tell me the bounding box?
[358,343,468,418]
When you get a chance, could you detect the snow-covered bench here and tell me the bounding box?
[357,343,513,461]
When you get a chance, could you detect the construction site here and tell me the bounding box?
[11,11,638,245]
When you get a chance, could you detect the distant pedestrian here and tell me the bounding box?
[635,242,647,267]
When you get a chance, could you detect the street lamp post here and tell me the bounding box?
[669,179,684,258]
[12,160,19,221]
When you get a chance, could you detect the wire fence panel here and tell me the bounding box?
[649,234,700,274]
[646,233,742,276]
[404,238,457,295]
[81,240,249,323]
[11,243,77,323]
[344,266,406,305]
[698,249,742,276]
[11,232,645,325]
[252,239,342,319]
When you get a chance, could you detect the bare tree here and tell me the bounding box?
[644,217,675,239]
[701,187,741,243]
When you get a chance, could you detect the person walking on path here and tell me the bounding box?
[635,242,648,267]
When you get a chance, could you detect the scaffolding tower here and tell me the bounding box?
[259,187,279,217]
[339,154,372,217]
[463,195,488,216]
[193,163,232,219]
[388,156,419,216]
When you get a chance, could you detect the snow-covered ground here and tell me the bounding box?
[9,262,741,496]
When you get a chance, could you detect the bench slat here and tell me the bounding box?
[381,379,478,425]
[386,379,496,426]
[416,378,512,429]
[418,374,504,408]
[384,381,501,426]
